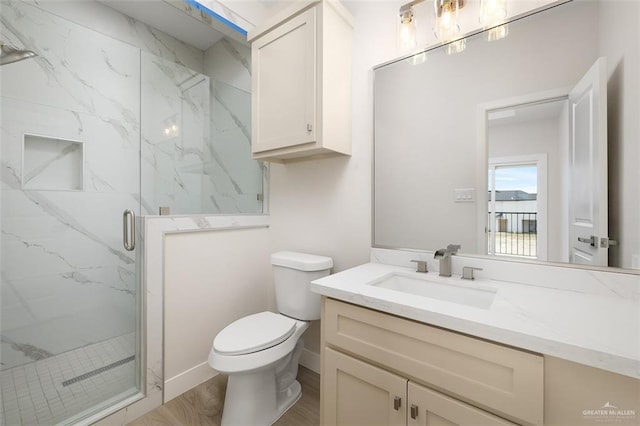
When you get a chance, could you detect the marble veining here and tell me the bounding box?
[1,2,141,124]
[1,0,140,375]
[1,336,53,362]
[140,45,262,216]
[219,38,250,77]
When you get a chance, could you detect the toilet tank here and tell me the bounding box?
[271,251,333,321]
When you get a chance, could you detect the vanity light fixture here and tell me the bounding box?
[479,0,509,41]
[398,2,419,52]
[433,0,466,54]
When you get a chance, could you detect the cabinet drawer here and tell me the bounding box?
[323,298,543,425]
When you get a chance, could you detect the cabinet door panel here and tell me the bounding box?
[252,7,316,153]
[408,382,517,426]
[324,347,407,426]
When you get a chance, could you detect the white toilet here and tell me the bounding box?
[208,251,333,426]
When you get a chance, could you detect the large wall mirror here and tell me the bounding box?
[374,0,639,271]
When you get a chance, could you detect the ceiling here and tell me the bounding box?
[488,98,567,127]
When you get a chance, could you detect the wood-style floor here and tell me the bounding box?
[128,366,319,426]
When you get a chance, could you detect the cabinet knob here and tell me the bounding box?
[307,123,313,132]
[410,404,419,419]
[393,396,401,411]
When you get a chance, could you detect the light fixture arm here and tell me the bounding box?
[399,0,425,16]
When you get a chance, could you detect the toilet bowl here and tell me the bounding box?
[208,251,333,426]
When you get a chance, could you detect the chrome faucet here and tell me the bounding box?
[434,244,460,277]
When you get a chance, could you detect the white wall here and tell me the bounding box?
[598,1,640,269]
[163,225,274,400]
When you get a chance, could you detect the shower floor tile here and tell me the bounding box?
[1,333,137,426]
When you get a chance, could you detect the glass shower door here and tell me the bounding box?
[0,2,142,424]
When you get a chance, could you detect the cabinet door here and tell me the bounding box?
[407,382,517,426]
[323,347,407,426]
[251,7,317,153]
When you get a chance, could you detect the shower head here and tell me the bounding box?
[0,42,37,66]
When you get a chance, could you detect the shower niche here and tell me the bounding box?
[22,134,84,191]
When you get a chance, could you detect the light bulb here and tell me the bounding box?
[480,0,508,41]
[434,0,463,42]
[398,8,417,52]
[441,5,453,29]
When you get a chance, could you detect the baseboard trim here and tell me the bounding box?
[299,348,320,374]
[164,362,216,402]
[165,351,319,403]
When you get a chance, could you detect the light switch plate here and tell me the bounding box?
[454,188,475,203]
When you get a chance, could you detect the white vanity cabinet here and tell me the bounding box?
[320,298,544,426]
[247,0,353,162]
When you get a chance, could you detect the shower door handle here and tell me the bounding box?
[123,209,136,251]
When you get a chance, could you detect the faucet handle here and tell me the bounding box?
[462,266,483,280]
[446,244,461,254]
[410,259,428,273]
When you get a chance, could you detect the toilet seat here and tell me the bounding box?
[213,312,296,355]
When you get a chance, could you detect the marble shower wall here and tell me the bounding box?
[141,53,212,214]
[205,37,264,214]
[208,80,262,213]
[0,0,143,370]
[142,38,262,215]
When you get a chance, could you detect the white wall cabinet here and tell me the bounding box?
[248,0,353,162]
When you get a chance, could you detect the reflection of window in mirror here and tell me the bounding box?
[488,156,547,261]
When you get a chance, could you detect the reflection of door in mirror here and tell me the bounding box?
[488,159,547,261]
[483,96,567,263]
[484,58,608,267]
[568,58,609,267]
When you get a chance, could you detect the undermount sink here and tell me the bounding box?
[367,272,497,309]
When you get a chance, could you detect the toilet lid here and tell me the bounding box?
[213,311,297,355]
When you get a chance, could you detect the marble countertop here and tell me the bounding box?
[311,262,640,379]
